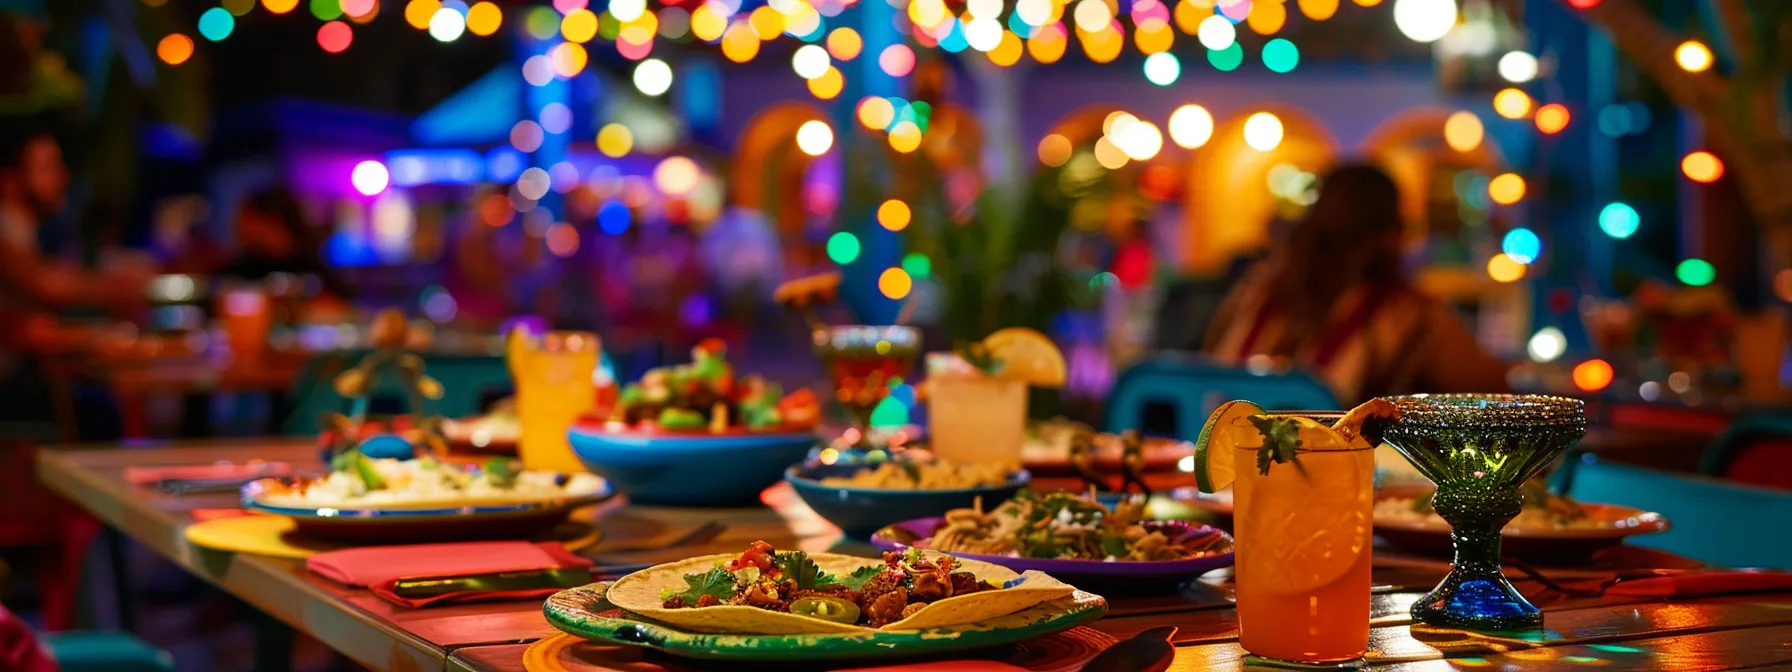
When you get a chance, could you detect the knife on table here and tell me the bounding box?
[389,567,609,600]
[1081,625,1178,672]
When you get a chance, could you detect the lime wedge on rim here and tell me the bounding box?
[1191,399,1263,493]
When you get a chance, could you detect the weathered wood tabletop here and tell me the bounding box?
[38,440,1792,672]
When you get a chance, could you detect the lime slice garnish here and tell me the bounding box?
[1192,400,1263,493]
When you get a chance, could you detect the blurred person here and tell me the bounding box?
[216,187,349,297]
[1201,163,1509,404]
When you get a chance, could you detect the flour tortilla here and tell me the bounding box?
[606,551,1076,634]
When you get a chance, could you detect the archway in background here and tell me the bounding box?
[1183,105,1340,275]
[1360,107,1506,242]
[731,101,829,269]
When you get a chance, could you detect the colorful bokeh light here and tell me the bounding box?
[878,199,911,231]
[1572,359,1614,391]
[826,231,861,264]
[1599,202,1639,239]
[157,34,195,65]
[878,267,914,299]
[1681,151,1723,183]
[1488,173,1526,205]
[1676,258,1716,286]
[1486,254,1526,283]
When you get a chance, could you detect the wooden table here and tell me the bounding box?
[38,440,1792,672]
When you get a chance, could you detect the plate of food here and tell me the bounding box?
[442,400,520,455]
[566,340,821,506]
[1372,481,1670,562]
[1019,419,1192,477]
[243,454,610,541]
[785,457,1030,539]
[870,490,1234,581]
[542,541,1107,662]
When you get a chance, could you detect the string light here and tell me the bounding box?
[878,268,913,299]
[1488,173,1525,205]
[1487,254,1526,283]
[633,58,673,96]
[157,34,195,65]
[198,8,235,41]
[1169,104,1214,149]
[889,121,923,153]
[404,0,440,29]
[795,120,834,156]
[561,9,598,42]
[1261,38,1298,73]
[1497,51,1538,83]
[653,156,701,196]
[1392,0,1456,43]
[1572,359,1614,392]
[880,45,916,76]
[1207,42,1243,71]
[1681,151,1723,183]
[263,0,300,14]
[793,44,831,78]
[1599,202,1639,238]
[1534,103,1570,134]
[1443,111,1483,152]
[858,97,896,130]
[467,2,502,35]
[1038,134,1073,166]
[1242,112,1283,151]
[826,232,861,264]
[597,124,634,157]
[878,199,911,231]
[807,66,844,99]
[1493,88,1532,119]
[1527,327,1566,363]
[429,7,467,41]
[1196,14,1235,50]
[1501,228,1541,264]
[1675,40,1712,73]
[1299,0,1339,20]
[827,27,862,59]
[1143,52,1180,85]
[317,21,353,53]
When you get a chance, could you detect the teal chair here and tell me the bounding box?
[281,351,513,435]
[1698,413,1792,490]
[1553,451,1792,569]
[1102,356,1338,442]
[41,631,174,672]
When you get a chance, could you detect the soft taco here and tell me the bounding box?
[605,541,1077,635]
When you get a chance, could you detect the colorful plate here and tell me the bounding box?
[871,517,1234,581]
[240,477,612,542]
[542,582,1109,662]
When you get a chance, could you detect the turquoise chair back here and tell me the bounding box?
[281,351,513,435]
[1698,412,1792,489]
[42,631,174,672]
[1102,356,1338,442]
[1553,452,1792,569]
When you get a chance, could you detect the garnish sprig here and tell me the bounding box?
[1248,415,1308,478]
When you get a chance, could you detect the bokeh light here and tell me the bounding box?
[1207,42,1243,71]
[1486,253,1526,283]
[561,9,598,42]
[1573,359,1614,392]
[1675,40,1713,72]
[517,168,551,200]
[1392,0,1455,43]
[511,120,544,152]
[1299,0,1339,20]
[858,97,896,130]
[1093,137,1129,169]
[467,2,502,35]
[1247,0,1286,33]
[405,0,440,28]
[1029,24,1068,63]
[598,201,632,235]
[1502,227,1541,264]
[1074,0,1114,32]
[429,6,467,41]
[611,0,646,22]
[1262,38,1299,73]
[826,231,860,264]
[1774,269,1792,303]
[1534,103,1570,134]
[827,27,862,59]
[1443,111,1483,152]
[263,0,300,14]
[901,253,932,279]
[633,58,673,96]
[1497,51,1538,83]
[878,268,914,299]
[1488,172,1525,205]
[1196,14,1235,50]
[990,30,1024,65]
[1165,105,1212,150]
[546,224,580,258]
[796,120,834,156]
[653,156,701,196]
[880,44,916,76]
[550,43,588,78]
[1599,202,1639,239]
[199,8,235,41]
[793,44,831,79]
[317,21,353,52]
[1681,151,1723,183]
[808,66,844,99]
[889,121,923,153]
[1676,258,1716,286]
[1527,327,1566,363]
[878,199,912,231]
[351,160,389,196]
[597,124,634,157]
[1143,52,1180,85]
[1113,119,1164,160]
[1493,87,1532,119]
[312,0,343,21]
[1038,134,1073,166]
[157,34,195,65]
[1242,112,1283,151]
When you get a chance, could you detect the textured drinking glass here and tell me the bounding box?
[812,325,920,446]
[925,353,1028,465]
[508,329,600,473]
[1379,394,1586,631]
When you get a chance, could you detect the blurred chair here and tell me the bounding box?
[1698,413,1792,490]
[1553,451,1792,569]
[1102,355,1338,441]
[40,631,175,672]
[281,352,512,435]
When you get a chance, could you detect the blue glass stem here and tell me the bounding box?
[1411,485,1542,631]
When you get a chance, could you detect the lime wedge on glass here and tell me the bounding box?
[1191,400,1263,493]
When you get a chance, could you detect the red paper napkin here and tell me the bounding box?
[307,541,592,608]
[838,663,1031,672]
[1607,572,1792,599]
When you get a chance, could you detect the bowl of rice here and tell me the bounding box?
[785,456,1030,539]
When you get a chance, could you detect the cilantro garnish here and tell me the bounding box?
[954,341,1005,376]
[658,567,736,604]
[773,551,830,590]
[483,457,518,488]
[1249,415,1306,477]
[834,565,883,590]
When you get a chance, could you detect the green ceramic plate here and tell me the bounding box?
[542,582,1110,662]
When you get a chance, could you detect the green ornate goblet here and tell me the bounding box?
[1379,394,1586,631]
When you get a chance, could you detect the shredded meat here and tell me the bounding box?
[949,572,991,596]
[865,587,909,627]
[661,595,688,609]
[694,593,720,607]
[910,570,952,601]
[859,571,904,600]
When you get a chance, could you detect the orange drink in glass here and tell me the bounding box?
[507,329,600,473]
[1196,401,1385,665]
[925,353,1029,464]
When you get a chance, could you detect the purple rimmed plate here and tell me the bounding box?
[870,517,1235,581]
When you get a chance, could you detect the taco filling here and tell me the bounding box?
[657,541,1000,627]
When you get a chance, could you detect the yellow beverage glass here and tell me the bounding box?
[1225,413,1374,664]
[507,329,599,473]
[925,353,1028,464]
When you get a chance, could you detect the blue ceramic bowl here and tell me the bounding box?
[784,461,1031,539]
[567,426,819,506]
